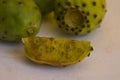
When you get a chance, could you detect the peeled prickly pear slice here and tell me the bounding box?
[22,36,93,66]
[0,0,41,42]
[34,0,56,14]
[54,0,106,35]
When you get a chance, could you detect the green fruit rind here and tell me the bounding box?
[34,0,56,14]
[0,0,41,42]
[22,36,93,66]
[54,0,106,35]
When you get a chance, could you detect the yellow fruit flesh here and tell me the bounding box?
[22,36,93,66]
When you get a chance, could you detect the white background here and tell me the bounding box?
[0,0,120,80]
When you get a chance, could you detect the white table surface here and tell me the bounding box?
[0,0,120,80]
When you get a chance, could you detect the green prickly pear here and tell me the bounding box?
[0,0,41,42]
[54,0,107,35]
[34,0,56,14]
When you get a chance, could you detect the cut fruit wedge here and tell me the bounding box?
[22,36,93,66]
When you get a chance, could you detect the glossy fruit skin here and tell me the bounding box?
[0,0,41,42]
[54,0,106,35]
[22,36,93,66]
[34,0,56,14]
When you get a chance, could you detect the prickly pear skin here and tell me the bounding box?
[34,0,56,14]
[54,0,106,35]
[0,0,42,42]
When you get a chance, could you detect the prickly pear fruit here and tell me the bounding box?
[22,36,93,66]
[34,0,56,14]
[54,0,106,35]
[0,0,41,42]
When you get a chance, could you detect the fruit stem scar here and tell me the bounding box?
[64,8,84,28]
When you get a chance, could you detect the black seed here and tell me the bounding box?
[92,1,96,6]
[62,21,65,25]
[86,20,90,23]
[58,25,62,28]
[87,24,90,28]
[66,1,71,6]
[79,29,82,32]
[61,15,65,20]
[75,27,78,30]
[57,2,61,6]
[82,3,86,7]
[93,14,97,18]
[65,28,69,31]
[84,16,87,20]
[75,5,79,8]
[71,28,75,31]
[56,17,60,21]
[88,53,91,57]
[63,8,67,11]
[59,11,64,14]
[82,11,85,14]
[66,24,69,27]
[75,32,79,35]
[90,47,94,51]
[87,30,91,33]
[102,4,105,9]
[86,11,90,16]
[82,25,85,28]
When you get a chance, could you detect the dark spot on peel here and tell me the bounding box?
[2,0,6,4]
[61,15,65,20]
[56,16,60,21]
[84,16,87,20]
[82,3,86,7]
[58,25,62,28]
[90,47,94,51]
[75,32,79,35]
[18,2,23,5]
[98,19,102,24]
[65,28,69,31]
[65,24,69,27]
[1,17,5,21]
[93,14,97,18]
[57,2,61,6]
[75,5,79,8]
[88,53,91,57]
[92,1,96,6]
[82,25,85,28]
[62,21,65,25]
[66,1,71,6]
[4,31,8,35]
[71,28,75,31]
[75,27,78,30]
[86,20,90,23]
[82,11,85,14]
[87,24,90,28]
[1,36,5,40]
[86,12,90,16]
[87,30,91,33]
[102,4,105,9]
[79,29,82,32]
